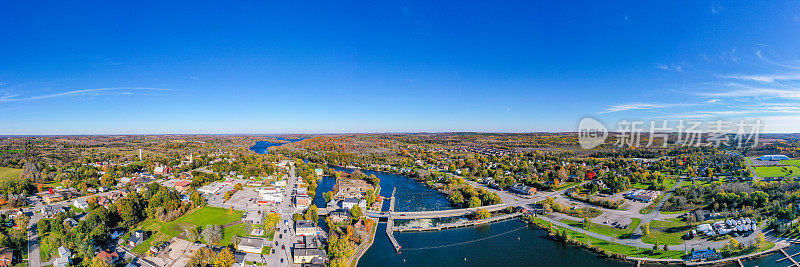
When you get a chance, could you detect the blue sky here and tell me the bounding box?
[2,1,800,134]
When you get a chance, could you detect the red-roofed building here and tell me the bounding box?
[96,250,119,264]
[0,247,12,267]
[174,180,192,191]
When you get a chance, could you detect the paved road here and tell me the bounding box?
[634,179,684,236]
[26,178,160,267]
[539,215,760,251]
[367,183,581,219]
[265,163,299,267]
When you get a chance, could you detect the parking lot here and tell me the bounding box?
[144,238,205,267]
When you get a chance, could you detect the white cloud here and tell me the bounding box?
[656,63,684,72]
[756,50,800,70]
[724,73,800,82]
[602,102,691,113]
[0,87,172,103]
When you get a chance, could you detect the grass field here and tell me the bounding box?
[561,218,641,238]
[642,219,691,245]
[754,166,800,177]
[639,193,666,215]
[0,167,21,180]
[631,179,678,190]
[781,160,800,168]
[678,180,715,187]
[160,206,244,237]
[132,206,245,253]
[531,217,684,259]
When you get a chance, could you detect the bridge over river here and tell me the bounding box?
[320,183,573,219]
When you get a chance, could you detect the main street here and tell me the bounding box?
[265,162,299,267]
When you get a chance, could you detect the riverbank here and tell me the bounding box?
[522,214,787,266]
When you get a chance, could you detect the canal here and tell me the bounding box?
[250,146,781,266]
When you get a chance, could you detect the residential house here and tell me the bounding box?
[129,230,147,247]
[95,251,119,265]
[0,247,12,267]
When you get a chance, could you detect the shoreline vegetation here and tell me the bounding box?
[522,215,778,265]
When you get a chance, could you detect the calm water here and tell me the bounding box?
[327,166,452,212]
[249,147,782,267]
[248,137,303,154]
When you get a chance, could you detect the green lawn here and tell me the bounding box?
[68,205,85,214]
[631,179,678,190]
[132,206,245,253]
[780,160,800,168]
[160,206,244,237]
[534,217,684,259]
[38,233,56,262]
[678,180,715,188]
[639,194,666,215]
[754,166,800,177]
[554,182,579,191]
[220,223,248,246]
[561,218,641,238]
[0,167,21,180]
[642,219,691,245]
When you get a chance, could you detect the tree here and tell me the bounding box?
[467,196,482,208]
[90,255,111,267]
[475,209,490,219]
[449,191,464,207]
[640,223,650,236]
[323,191,334,203]
[305,204,319,222]
[214,248,236,267]
[37,219,50,233]
[582,217,591,229]
[293,213,304,221]
[350,206,362,218]
[202,225,223,244]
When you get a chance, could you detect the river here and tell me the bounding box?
[249,145,780,267]
[248,137,303,154]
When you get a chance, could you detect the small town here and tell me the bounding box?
[2,1,799,267]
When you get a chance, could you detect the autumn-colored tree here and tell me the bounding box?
[215,248,236,267]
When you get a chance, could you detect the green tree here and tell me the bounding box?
[350,206,362,218]
[475,209,490,219]
[305,204,319,222]
[467,196,482,208]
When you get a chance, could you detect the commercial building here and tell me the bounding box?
[238,237,265,254]
[757,155,791,161]
[333,179,374,199]
[295,220,318,236]
[293,236,327,264]
[687,249,721,261]
[295,195,312,209]
[509,184,536,195]
[624,190,661,202]
[341,198,366,210]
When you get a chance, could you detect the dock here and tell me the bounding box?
[386,188,401,252]
[778,248,800,267]
[396,212,521,232]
